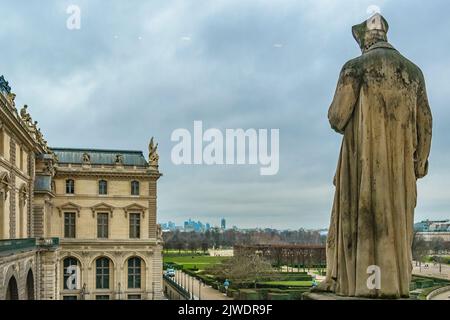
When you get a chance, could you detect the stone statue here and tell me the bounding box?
[7,93,16,108]
[317,14,432,299]
[28,121,38,135]
[82,152,91,164]
[148,137,159,166]
[115,154,123,165]
[20,105,32,123]
[0,75,11,94]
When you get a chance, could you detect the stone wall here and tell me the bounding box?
[0,250,37,300]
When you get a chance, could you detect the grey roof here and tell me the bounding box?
[51,148,148,166]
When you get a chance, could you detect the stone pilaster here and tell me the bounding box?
[9,138,16,238]
[38,249,59,300]
[148,179,157,239]
[28,152,35,237]
[33,205,44,238]
[151,244,163,300]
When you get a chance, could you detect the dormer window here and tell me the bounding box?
[66,179,75,194]
[99,180,107,195]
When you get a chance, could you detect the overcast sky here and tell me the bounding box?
[1,0,449,229]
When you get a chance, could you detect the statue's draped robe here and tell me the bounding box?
[323,42,432,298]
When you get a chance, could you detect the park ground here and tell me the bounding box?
[163,251,450,300]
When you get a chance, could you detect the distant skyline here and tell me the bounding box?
[2,1,450,229]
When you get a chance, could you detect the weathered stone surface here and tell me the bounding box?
[318,14,433,299]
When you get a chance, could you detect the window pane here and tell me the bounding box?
[64,213,76,238]
[99,180,107,195]
[97,213,108,238]
[96,258,110,289]
[129,214,140,238]
[128,257,142,289]
[131,181,139,195]
[66,180,74,194]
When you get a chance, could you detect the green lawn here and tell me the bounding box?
[259,281,313,287]
[163,255,229,270]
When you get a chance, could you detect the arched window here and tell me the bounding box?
[98,180,107,195]
[26,270,35,300]
[66,179,75,194]
[128,257,142,289]
[96,257,111,289]
[131,181,139,196]
[63,257,81,290]
[6,276,18,300]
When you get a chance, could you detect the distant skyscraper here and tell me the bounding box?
[221,218,226,230]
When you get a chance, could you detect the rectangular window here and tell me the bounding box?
[129,213,141,239]
[63,296,78,300]
[99,180,107,195]
[96,295,110,300]
[97,213,109,238]
[127,294,141,300]
[64,213,76,238]
[66,179,75,194]
[131,181,139,196]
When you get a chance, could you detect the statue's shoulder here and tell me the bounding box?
[340,56,363,77]
[390,50,426,83]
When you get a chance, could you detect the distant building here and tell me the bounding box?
[160,221,177,232]
[163,218,213,233]
[221,218,226,230]
[415,219,450,242]
[414,220,450,233]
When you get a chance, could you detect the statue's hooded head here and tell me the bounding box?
[352,13,389,53]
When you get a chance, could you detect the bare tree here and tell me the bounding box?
[412,231,428,267]
[207,253,275,288]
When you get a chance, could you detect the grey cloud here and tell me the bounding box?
[1,0,449,229]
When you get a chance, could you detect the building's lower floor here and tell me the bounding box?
[0,238,163,300]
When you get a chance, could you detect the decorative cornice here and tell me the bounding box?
[54,167,161,180]
[0,92,48,153]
